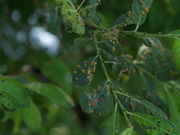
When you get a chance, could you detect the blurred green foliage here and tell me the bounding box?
[0,0,180,135]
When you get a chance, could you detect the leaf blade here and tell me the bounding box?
[25,82,74,107]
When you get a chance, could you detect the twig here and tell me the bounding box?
[93,34,133,128]
[77,0,86,11]
[113,102,117,135]
[134,16,142,32]
[121,30,180,39]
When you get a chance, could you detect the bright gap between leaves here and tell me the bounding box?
[29,26,60,56]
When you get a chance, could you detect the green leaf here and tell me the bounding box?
[132,0,153,25]
[72,57,97,86]
[139,72,156,93]
[100,29,120,46]
[80,0,101,28]
[118,94,136,112]
[12,111,22,134]
[101,103,123,135]
[37,58,72,93]
[100,34,123,58]
[116,90,167,119]
[101,103,125,135]
[168,0,180,13]
[25,82,74,107]
[73,37,92,47]
[170,29,180,39]
[115,12,134,28]
[141,100,167,119]
[0,78,29,111]
[139,37,163,47]
[119,127,134,135]
[1,100,42,133]
[61,1,85,34]
[130,112,174,135]
[166,90,180,122]
[115,55,135,74]
[167,81,180,91]
[55,0,66,4]
[80,82,114,116]
[170,29,180,33]
[22,101,42,132]
[172,39,180,70]
[88,0,100,5]
[139,72,168,107]
[88,13,102,27]
[111,55,135,82]
[2,110,23,134]
[138,47,177,81]
[163,85,180,122]
[48,6,61,34]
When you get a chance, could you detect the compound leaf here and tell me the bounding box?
[0,77,29,111]
[130,113,174,135]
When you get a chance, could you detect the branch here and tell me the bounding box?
[121,30,180,39]
[93,35,133,128]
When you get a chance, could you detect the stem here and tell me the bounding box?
[77,0,86,11]
[121,30,180,39]
[94,37,111,81]
[67,0,76,9]
[112,89,133,128]
[104,60,162,85]
[133,63,162,85]
[113,102,117,135]
[134,16,141,32]
[93,34,133,128]
[115,91,142,104]
[84,3,99,10]
[104,61,118,64]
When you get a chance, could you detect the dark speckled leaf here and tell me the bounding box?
[72,57,98,86]
[80,82,114,116]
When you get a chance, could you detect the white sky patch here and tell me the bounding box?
[29,26,60,56]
